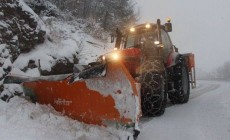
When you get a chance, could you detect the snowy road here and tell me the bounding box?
[0,80,230,140]
[139,80,230,140]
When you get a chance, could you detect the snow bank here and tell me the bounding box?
[0,97,133,140]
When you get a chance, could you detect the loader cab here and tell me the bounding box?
[114,19,172,50]
[124,24,159,49]
[117,21,174,63]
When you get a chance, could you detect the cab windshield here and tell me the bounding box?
[125,30,158,49]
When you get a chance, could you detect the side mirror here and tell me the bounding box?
[173,45,178,52]
[165,22,172,32]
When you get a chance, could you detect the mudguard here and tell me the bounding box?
[4,62,142,128]
[166,51,180,68]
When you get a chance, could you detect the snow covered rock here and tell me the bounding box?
[0,0,46,98]
[24,0,59,17]
[39,57,77,75]
[0,0,46,58]
[0,84,23,102]
[0,44,12,81]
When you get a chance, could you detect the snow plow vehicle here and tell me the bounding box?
[4,19,195,139]
[96,18,196,116]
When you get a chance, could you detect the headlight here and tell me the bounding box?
[154,41,160,45]
[102,55,106,61]
[101,52,120,62]
[111,53,119,60]
[130,27,135,32]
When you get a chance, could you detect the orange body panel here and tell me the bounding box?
[23,62,141,126]
[183,53,195,72]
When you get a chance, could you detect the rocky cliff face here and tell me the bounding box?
[0,0,46,100]
[0,0,46,81]
[0,0,46,58]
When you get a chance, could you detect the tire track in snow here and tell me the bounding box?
[190,83,221,99]
[139,82,221,128]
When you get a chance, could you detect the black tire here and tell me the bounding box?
[141,72,167,117]
[169,57,190,104]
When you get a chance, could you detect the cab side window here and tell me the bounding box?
[161,30,172,48]
[161,30,173,61]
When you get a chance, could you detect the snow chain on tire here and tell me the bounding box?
[140,60,167,117]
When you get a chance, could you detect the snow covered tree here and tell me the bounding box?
[216,61,230,81]
[47,0,138,31]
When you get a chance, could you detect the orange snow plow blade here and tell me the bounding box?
[5,62,141,127]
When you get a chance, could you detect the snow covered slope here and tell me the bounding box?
[0,0,114,80]
[12,19,114,77]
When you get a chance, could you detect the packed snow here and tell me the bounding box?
[0,97,132,140]
[139,80,230,140]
